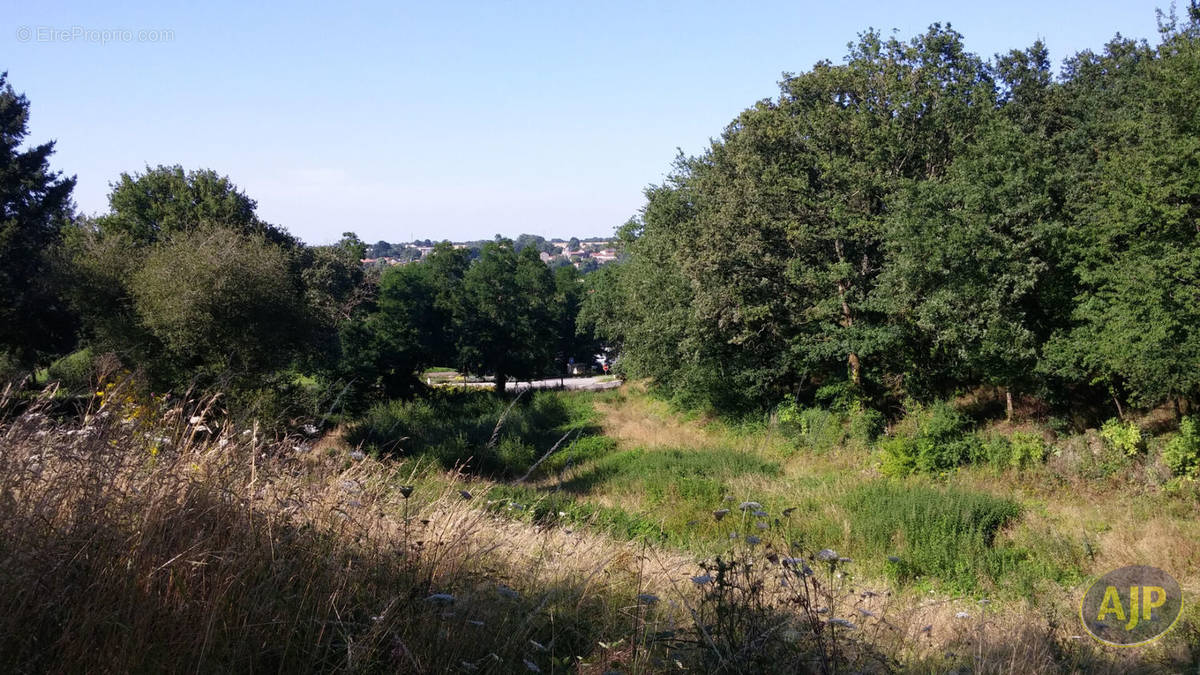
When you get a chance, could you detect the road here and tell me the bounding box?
[429,375,622,392]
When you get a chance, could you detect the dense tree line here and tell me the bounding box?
[0,72,599,418]
[584,8,1200,418]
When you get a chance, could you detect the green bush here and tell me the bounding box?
[844,481,1023,593]
[848,404,884,444]
[1009,432,1046,469]
[775,400,846,453]
[1163,417,1200,477]
[46,348,95,391]
[981,432,1046,471]
[1100,418,1144,456]
[878,402,981,476]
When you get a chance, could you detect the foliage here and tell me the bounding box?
[848,403,885,444]
[452,241,558,392]
[45,348,95,392]
[1163,416,1200,477]
[982,431,1048,471]
[97,164,293,246]
[843,481,1022,592]
[878,402,982,476]
[129,226,311,388]
[776,400,846,453]
[1100,417,1144,456]
[345,390,599,477]
[0,72,77,368]
[592,13,1200,419]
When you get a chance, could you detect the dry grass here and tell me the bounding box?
[594,388,713,451]
[2,378,1195,673]
[0,381,706,673]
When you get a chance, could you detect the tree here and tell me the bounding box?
[129,226,309,388]
[454,241,556,393]
[1044,14,1200,412]
[98,165,294,246]
[552,264,600,373]
[876,112,1065,412]
[0,72,77,369]
[605,26,996,412]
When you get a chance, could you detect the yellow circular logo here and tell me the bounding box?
[1080,565,1182,646]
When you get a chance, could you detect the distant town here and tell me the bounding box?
[361,234,619,272]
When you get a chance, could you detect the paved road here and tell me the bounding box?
[430,375,622,392]
[510,376,622,392]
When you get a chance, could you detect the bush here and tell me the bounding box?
[46,348,95,391]
[848,403,884,444]
[1100,418,1144,456]
[1164,417,1200,477]
[982,431,1047,471]
[844,481,1023,592]
[775,400,845,453]
[878,402,981,476]
[1009,432,1047,470]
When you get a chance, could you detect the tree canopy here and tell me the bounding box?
[0,72,77,369]
[587,11,1200,417]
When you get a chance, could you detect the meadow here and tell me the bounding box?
[6,375,1197,673]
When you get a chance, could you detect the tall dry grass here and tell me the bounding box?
[1,378,1194,673]
[0,380,696,673]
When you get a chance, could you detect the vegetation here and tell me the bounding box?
[584,8,1200,422]
[4,8,1200,673]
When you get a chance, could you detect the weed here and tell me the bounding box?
[1163,416,1200,477]
[842,481,1022,593]
[1100,417,1144,456]
[878,401,982,476]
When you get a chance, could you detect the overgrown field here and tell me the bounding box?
[3,380,1199,673]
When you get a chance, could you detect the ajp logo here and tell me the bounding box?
[1080,565,1182,646]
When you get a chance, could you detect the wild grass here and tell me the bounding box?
[345,389,600,477]
[0,381,699,673]
[3,378,1198,673]
[842,481,1024,594]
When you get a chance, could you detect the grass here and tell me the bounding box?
[5,378,1200,672]
[0,382,710,673]
[843,481,1024,593]
[345,388,600,477]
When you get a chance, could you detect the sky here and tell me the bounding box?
[6,1,1169,245]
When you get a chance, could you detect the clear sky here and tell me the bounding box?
[6,1,1168,245]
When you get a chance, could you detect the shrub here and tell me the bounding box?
[1100,418,1144,456]
[345,390,597,477]
[1008,432,1047,470]
[848,403,884,444]
[1163,417,1200,477]
[878,402,981,476]
[843,481,1023,592]
[46,347,95,391]
[775,399,846,453]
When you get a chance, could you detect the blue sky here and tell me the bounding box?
[6,1,1167,245]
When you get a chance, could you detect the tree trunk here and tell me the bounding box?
[838,281,861,387]
[834,239,861,387]
[1112,394,1124,421]
[494,372,507,395]
[1006,389,1014,422]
